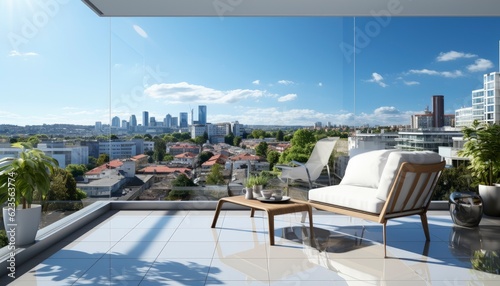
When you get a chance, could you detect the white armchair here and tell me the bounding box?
[276,137,339,189]
[308,149,445,257]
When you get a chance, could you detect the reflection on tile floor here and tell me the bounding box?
[3,209,500,285]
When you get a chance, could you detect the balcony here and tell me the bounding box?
[1,198,500,285]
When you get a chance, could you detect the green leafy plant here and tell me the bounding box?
[458,120,500,186]
[0,230,7,248]
[247,173,269,187]
[0,142,59,209]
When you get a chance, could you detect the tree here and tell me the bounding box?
[48,168,87,204]
[163,154,174,162]
[65,164,87,178]
[153,138,166,163]
[27,135,40,147]
[86,156,97,170]
[198,151,214,167]
[291,129,316,148]
[206,164,225,185]
[163,134,177,143]
[194,136,206,146]
[432,164,474,201]
[172,132,182,141]
[279,129,317,164]
[171,173,196,187]
[96,153,110,166]
[233,136,242,147]
[255,141,268,157]
[110,134,119,140]
[276,130,284,141]
[251,129,266,139]
[224,132,235,145]
[267,150,280,169]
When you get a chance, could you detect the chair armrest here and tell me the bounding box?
[291,160,306,167]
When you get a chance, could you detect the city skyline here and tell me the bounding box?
[2,2,500,127]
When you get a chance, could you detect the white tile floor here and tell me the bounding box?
[4,209,500,285]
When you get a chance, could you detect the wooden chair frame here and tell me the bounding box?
[308,160,445,257]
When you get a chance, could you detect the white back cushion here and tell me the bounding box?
[340,149,396,189]
[376,151,442,201]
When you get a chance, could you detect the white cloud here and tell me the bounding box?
[278,94,297,102]
[367,72,388,87]
[373,106,400,115]
[9,50,38,57]
[252,80,260,85]
[408,69,439,76]
[408,69,463,78]
[441,70,464,78]
[437,51,476,62]
[133,25,148,38]
[277,80,294,85]
[404,80,420,86]
[144,82,271,104]
[209,106,415,126]
[467,58,494,72]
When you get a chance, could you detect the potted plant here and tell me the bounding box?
[458,120,500,216]
[242,178,254,199]
[0,142,58,245]
[249,174,269,198]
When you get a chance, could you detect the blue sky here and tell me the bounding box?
[2,1,500,127]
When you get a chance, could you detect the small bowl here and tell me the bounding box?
[260,189,273,199]
[272,190,283,201]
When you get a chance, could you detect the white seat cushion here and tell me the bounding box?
[376,151,442,201]
[339,149,396,189]
[309,185,386,214]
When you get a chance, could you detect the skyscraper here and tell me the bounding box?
[129,114,137,131]
[164,114,172,128]
[199,105,207,125]
[432,95,444,128]
[111,116,120,127]
[142,111,149,127]
[180,112,188,128]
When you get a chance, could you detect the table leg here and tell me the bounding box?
[301,211,306,223]
[211,199,225,228]
[307,206,315,248]
[250,208,255,218]
[267,211,275,245]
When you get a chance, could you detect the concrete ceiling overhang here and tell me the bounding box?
[82,0,500,17]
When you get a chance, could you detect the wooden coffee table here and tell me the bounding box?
[211,195,314,246]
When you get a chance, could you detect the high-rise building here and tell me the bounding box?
[171,117,178,128]
[432,95,444,128]
[456,72,500,127]
[471,72,500,124]
[411,96,454,129]
[111,116,120,127]
[199,105,207,125]
[95,121,102,132]
[150,117,156,127]
[164,114,172,128]
[455,107,473,128]
[180,112,188,128]
[129,114,137,131]
[142,111,149,127]
[232,121,243,137]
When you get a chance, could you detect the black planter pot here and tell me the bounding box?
[449,191,483,227]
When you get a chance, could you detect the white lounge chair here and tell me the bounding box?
[276,137,339,189]
[308,149,445,257]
